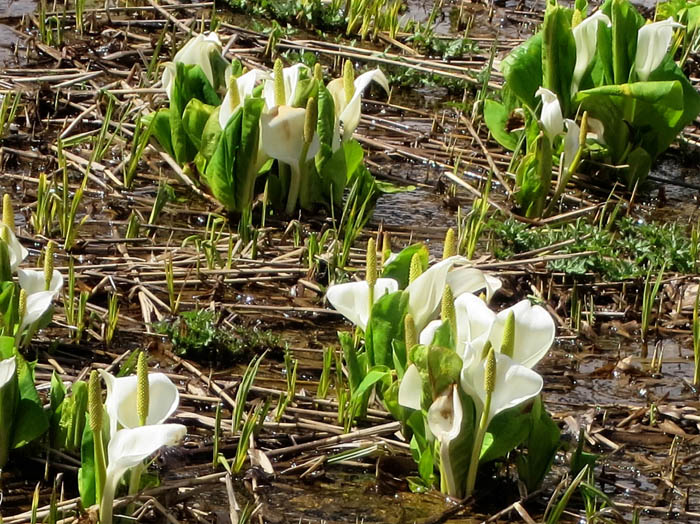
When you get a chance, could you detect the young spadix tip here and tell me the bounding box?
[137,351,149,427]
[365,238,377,288]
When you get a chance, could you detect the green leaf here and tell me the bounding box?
[149,108,175,158]
[233,97,265,212]
[542,3,576,113]
[182,98,216,151]
[351,366,390,401]
[516,396,560,492]
[11,397,49,448]
[441,388,476,497]
[365,291,409,368]
[50,371,66,412]
[480,406,531,463]
[316,81,336,168]
[79,423,96,507]
[603,0,645,84]
[381,243,429,289]
[625,146,652,186]
[501,33,543,110]
[484,100,520,151]
[320,140,365,207]
[427,345,462,399]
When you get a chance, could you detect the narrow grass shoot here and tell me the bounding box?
[275,348,298,421]
[125,212,141,239]
[544,465,589,524]
[0,91,20,138]
[148,182,174,225]
[124,116,155,189]
[640,263,665,344]
[693,289,700,385]
[232,351,266,434]
[317,346,333,399]
[164,253,180,314]
[105,292,119,346]
[212,401,222,468]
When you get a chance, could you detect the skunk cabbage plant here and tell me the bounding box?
[149,45,398,220]
[484,0,700,217]
[327,236,560,497]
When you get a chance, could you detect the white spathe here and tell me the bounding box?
[563,118,580,170]
[427,384,464,497]
[260,105,320,167]
[101,424,187,524]
[397,363,423,411]
[635,18,684,81]
[18,268,63,295]
[487,299,556,369]
[99,370,180,438]
[17,269,64,331]
[326,278,399,331]
[0,224,28,272]
[445,267,501,302]
[405,256,465,331]
[0,356,16,388]
[535,87,564,142]
[419,293,497,358]
[219,69,270,129]
[460,351,543,425]
[326,68,389,147]
[262,63,310,109]
[572,11,611,95]
[162,32,223,100]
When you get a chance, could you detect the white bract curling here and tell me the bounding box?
[571,11,611,95]
[326,68,389,147]
[101,424,187,524]
[260,105,320,167]
[0,224,28,272]
[162,33,224,100]
[99,370,180,439]
[427,385,464,497]
[487,299,556,369]
[326,278,399,331]
[219,69,270,129]
[460,351,543,426]
[397,363,423,411]
[563,118,580,170]
[635,18,684,81]
[535,87,564,142]
[17,268,64,331]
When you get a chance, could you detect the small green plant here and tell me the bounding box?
[154,309,281,365]
[485,0,700,216]
[490,215,694,280]
[105,292,119,346]
[640,263,665,343]
[692,289,700,385]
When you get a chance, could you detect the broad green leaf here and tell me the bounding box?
[233,97,265,212]
[11,397,49,448]
[502,33,543,110]
[484,99,520,151]
[542,3,576,114]
[365,290,409,368]
[480,406,531,463]
[316,81,336,167]
[205,108,242,211]
[148,109,174,158]
[338,331,364,391]
[78,423,96,507]
[0,356,18,467]
[381,243,429,289]
[603,0,644,84]
[516,396,560,492]
[50,371,66,412]
[351,366,390,401]
[320,140,365,207]
[625,146,652,186]
[182,98,216,151]
[427,345,462,398]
